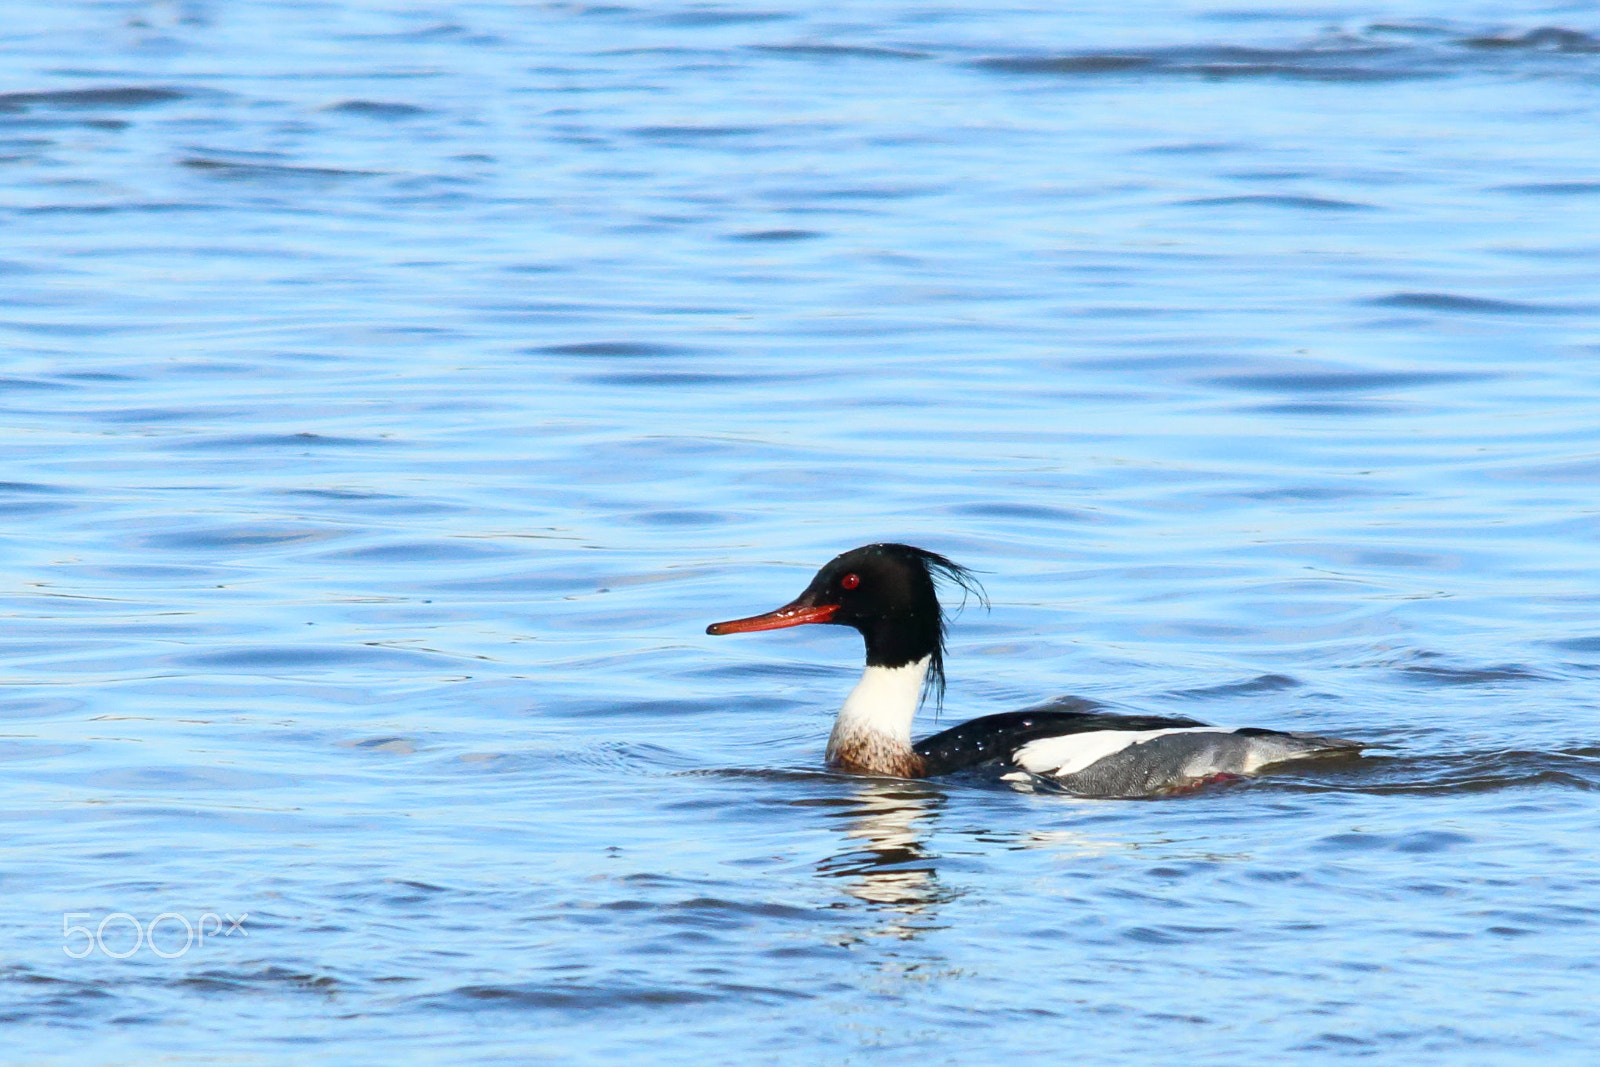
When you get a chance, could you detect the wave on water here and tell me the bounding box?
[1263,747,1600,795]
[972,24,1600,82]
[0,87,186,110]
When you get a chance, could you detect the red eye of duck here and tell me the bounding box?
[840,573,860,590]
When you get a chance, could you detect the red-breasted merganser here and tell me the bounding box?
[707,543,1363,797]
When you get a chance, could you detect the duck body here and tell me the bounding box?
[708,543,1362,798]
[917,702,1359,796]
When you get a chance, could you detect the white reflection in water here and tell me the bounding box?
[817,781,947,935]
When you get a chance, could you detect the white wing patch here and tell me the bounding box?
[1012,727,1233,778]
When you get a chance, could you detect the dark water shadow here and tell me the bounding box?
[750,44,929,61]
[1165,673,1303,699]
[1368,291,1584,315]
[1459,27,1600,52]
[323,100,429,119]
[1181,194,1375,211]
[1258,748,1600,795]
[182,159,382,181]
[0,87,186,111]
[973,43,1417,83]
[971,25,1600,84]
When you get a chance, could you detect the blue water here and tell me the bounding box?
[5,1,1600,1062]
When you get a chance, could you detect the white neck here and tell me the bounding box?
[826,657,930,762]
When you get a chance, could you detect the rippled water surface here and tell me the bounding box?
[6,0,1600,1062]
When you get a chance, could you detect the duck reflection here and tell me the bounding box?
[816,780,951,935]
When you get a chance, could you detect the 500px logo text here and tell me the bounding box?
[63,912,248,959]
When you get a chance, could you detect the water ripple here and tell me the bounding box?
[5,2,1600,1063]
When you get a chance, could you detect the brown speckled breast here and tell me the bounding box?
[825,733,929,779]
